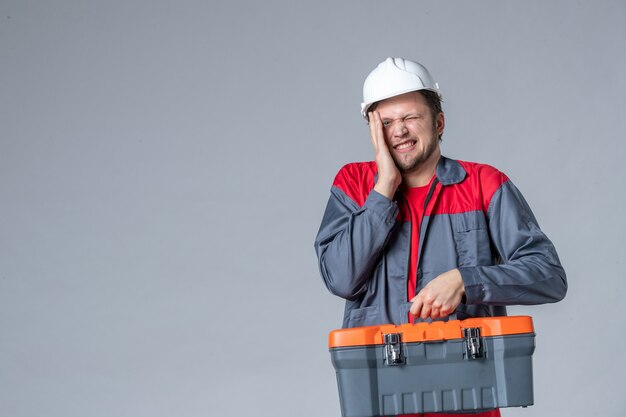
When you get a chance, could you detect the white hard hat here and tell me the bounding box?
[361,57,441,120]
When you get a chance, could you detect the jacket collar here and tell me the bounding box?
[436,156,466,185]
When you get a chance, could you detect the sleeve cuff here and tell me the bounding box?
[363,189,398,225]
[458,266,485,304]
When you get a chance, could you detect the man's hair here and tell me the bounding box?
[369,89,444,140]
[418,90,443,117]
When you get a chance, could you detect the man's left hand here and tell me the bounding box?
[410,269,465,319]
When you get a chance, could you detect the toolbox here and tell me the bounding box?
[328,316,535,416]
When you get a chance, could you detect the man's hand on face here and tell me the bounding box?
[409,269,465,320]
[369,111,401,199]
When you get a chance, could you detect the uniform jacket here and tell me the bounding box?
[314,156,567,328]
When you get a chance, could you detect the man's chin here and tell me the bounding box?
[395,158,424,174]
[395,146,440,174]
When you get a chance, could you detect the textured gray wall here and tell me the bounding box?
[1,1,625,416]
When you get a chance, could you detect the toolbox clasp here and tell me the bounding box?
[463,327,484,360]
[383,333,405,366]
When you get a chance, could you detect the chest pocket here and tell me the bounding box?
[452,211,493,267]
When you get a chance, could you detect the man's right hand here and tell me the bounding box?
[369,111,401,199]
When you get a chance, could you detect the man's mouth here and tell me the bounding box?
[393,140,417,152]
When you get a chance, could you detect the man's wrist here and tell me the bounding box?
[374,180,398,199]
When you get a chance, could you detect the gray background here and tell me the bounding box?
[1,1,625,416]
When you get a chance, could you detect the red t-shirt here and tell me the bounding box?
[398,180,433,322]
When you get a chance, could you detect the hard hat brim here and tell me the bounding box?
[360,87,441,121]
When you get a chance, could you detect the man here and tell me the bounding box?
[314,58,567,416]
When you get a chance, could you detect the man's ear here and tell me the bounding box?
[436,112,445,137]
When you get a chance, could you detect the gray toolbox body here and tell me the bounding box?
[328,316,535,416]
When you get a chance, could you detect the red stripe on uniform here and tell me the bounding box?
[332,162,378,207]
[332,160,509,215]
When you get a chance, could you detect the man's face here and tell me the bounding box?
[375,91,444,174]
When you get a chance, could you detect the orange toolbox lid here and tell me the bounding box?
[329,316,534,348]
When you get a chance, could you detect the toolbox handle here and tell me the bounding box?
[410,310,458,323]
[401,302,459,323]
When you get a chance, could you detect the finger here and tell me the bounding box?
[368,112,379,152]
[420,303,432,320]
[373,111,386,152]
[431,302,443,318]
[409,297,422,317]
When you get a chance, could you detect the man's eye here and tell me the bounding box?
[405,116,417,121]
[382,121,391,127]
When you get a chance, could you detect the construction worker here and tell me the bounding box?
[314,57,567,417]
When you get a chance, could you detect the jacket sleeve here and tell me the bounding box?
[458,180,568,305]
[314,186,398,300]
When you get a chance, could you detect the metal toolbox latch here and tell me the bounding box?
[383,333,405,366]
[463,327,484,360]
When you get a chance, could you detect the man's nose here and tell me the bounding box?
[393,121,408,137]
